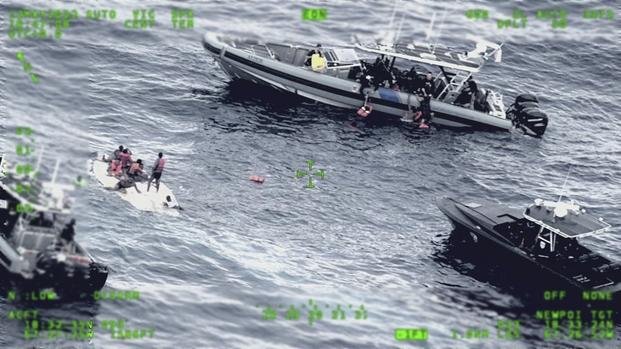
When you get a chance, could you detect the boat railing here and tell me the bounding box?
[323,63,360,80]
[437,70,472,104]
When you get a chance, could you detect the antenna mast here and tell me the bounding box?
[557,165,573,202]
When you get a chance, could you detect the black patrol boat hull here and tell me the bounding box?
[437,197,621,298]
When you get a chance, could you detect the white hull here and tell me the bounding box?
[89,157,180,217]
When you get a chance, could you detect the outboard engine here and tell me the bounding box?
[35,249,98,292]
[507,93,549,137]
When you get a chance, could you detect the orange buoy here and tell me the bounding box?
[357,105,372,118]
[249,175,265,183]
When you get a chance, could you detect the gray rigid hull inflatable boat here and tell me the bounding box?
[202,33,549,137]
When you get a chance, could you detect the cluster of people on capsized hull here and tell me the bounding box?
[103,145,166,193]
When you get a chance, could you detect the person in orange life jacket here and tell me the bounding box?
[108,159,123,177]
[147,152,166,192]
[128,159,144,180]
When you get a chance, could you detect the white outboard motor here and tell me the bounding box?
[507,94,549,137]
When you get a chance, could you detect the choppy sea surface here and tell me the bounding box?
[1,0,620,348]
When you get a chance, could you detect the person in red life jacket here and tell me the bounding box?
[108,159,123,177]
[147,152,166,192]
[118,149,132,172]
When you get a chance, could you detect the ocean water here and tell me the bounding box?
[1,0,620,348]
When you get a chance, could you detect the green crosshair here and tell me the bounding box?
[295,160,325,189]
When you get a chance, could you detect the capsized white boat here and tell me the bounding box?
[89,155,180,217]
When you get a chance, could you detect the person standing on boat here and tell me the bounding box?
[466,77,478,107]
[147,152,166,192]
[60,219,76,244]
[305,44,322,66]
[420,73,434,97]
[404,67,417,93]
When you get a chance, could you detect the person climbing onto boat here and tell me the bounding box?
[419,95,432,129]
[357,104,373,118]
[411,105,423,123]
[357,95,373,118]
[147,152,166,192]
[111,175,140,193]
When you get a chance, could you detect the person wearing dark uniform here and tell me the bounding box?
[422,73,434,97]
[60,219,76,244]
[405,67,417,93]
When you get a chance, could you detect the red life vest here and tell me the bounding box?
[357,105,372,118]
[129,163,142,175]
[109,160,121,173]
[249,175,265,183]
[119,153,131,167]
[154,158,166,172]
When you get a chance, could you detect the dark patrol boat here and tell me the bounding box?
[437,197,621,295]
[0,157,108,296]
